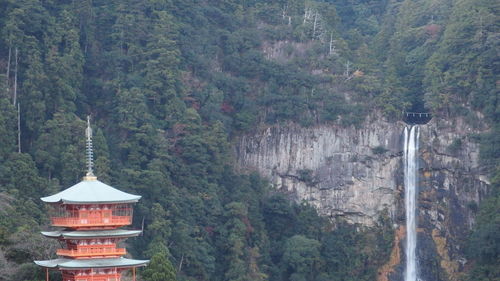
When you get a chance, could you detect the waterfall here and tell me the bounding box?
[404,126,419,281]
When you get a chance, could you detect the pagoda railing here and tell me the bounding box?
[62,272,121,281]
[57,245,126,258]
[49,204,133,219]
[51,215,132,227]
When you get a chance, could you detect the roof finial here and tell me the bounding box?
[83,115,97,181]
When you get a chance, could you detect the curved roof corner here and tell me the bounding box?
[41,180,141,204]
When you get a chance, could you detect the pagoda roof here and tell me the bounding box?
[41,229,142,239]
[41,179,141,204]
[34,257,149,269]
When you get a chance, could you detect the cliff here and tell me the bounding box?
[234,115,490,280]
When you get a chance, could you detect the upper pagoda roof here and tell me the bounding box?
[41,179,141,204]
[41,229,142,239]
[34,257,149,269]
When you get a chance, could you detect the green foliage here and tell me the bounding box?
[423,0,497,117]
[320,220,393,281]
[466,164,500,280]
[447,138,463,155]
[0,0,497,280]
[142,247,177,281]
[282,235,321,280]
[0,98,16,158]
[0,153,48,199]
[297,169,315,185]
[372,146,388,155]
[33,112,85,185]
[479,125,500,170]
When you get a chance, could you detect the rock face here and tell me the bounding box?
[234,116,490,280]
[236,118,403,225]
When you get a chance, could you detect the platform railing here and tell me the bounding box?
[403,112,432,118]
[51,215,132,227]
[57,245,126,258]
[62,272,121,281]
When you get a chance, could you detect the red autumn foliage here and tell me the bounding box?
[172,123,186,136]
[221,101,235,113]
[424,24,441,38]
[205,226,214,235]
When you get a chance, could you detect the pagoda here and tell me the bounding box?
[35,117,149,281]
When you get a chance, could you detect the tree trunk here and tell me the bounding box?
[6,45,11,93]
[329,33,336,55]
[178,253,184,272]
[344,60,351,80]
[13,48,18,106]
[17,103,21,153]
[312,12,318,39]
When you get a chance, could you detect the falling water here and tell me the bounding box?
[404,126,419,281]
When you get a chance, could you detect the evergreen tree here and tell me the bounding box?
[142,244,177,281]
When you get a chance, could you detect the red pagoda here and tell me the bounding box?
[35,117,149,281]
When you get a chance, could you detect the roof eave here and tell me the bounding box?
[41,231,61,238]
[40,197,59,203]
[34,258,150,269]
[61,198,140,204]
[40,198,141,204]
[59,261,149,270]
[41,230,143,239]
[34,260,62,268]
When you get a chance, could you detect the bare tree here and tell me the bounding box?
[8,229,59,261]
[17,103,21,153]
[303,7,326,41]
[5,45,11,93]
[344,60,350,77]
[312,12,318,39]
[281,4,288,21]
[178,253,184,272]
[303,8,313,24]
[12,47,18,106]
[344,60,353,80]
[329,33,337,56]
[0,249,16,280]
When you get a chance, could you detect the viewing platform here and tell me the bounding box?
[403,111,432,124]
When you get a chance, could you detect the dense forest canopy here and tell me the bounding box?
[0,0,498,280]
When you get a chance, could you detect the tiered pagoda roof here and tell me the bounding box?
[41,179,141,204]
[35,257,149,270]
[41,229,142,239]
[34,116,148,280]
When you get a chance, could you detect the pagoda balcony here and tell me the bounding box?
[51,216,132,228]
[62,275,121,281]
[62,271,123,281]
[57,245,126,258]
[49,204,134,229]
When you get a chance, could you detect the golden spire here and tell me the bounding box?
[83,116,97,181]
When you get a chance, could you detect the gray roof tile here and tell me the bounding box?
[41,229,142,239]
[34,257,149,269]
[41,180,141,204]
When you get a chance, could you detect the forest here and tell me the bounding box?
[0,0,498,280]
